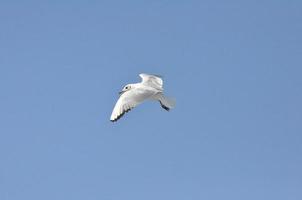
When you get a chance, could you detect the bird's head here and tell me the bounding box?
[119,84,133,95]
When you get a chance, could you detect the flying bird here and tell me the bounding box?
[110,73,175,122]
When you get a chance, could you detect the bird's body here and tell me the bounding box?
[110,73,175,122]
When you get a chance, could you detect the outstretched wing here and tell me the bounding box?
[110,88,154,122]
[139,73,163,90]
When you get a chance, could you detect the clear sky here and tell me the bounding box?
[0,1,301,200]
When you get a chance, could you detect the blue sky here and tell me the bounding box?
[0,1,301,200]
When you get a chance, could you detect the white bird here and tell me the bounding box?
[110,73,175,122]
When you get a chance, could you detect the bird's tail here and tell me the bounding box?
[158,94,176,111]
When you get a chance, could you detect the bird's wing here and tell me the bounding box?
[110,88,153,122]
[139,73,163,90]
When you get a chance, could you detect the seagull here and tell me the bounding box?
[110,73,175,122]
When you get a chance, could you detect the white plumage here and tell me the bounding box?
[110,73,175,122]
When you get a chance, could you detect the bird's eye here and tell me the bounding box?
[125,86,128,89]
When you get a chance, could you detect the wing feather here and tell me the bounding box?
[110,89,147,122]
[139,73,163,90]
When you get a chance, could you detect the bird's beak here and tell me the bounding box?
[119,91,125,95]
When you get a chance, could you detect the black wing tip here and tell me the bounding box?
[159,101,170,111]
[110,108,132,122]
